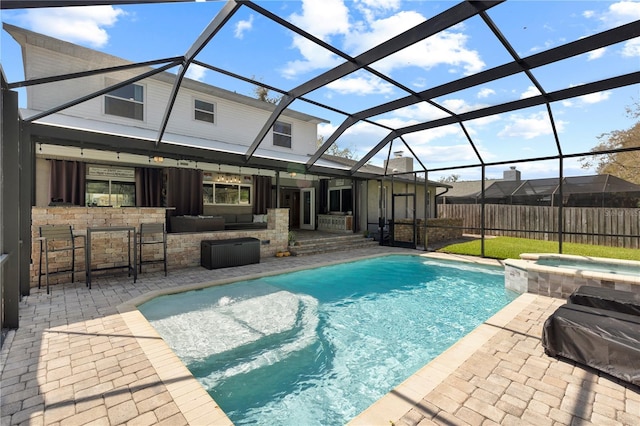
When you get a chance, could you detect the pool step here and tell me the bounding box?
[288,234,379,256]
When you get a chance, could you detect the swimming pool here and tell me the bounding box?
[139,255,517,425]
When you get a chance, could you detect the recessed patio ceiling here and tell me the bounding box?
[2,0,640,179]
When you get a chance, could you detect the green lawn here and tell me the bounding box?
[437,236,640,261]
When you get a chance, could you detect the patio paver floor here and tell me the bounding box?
[2,246,639,425]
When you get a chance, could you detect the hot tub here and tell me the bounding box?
[504,253,640,298]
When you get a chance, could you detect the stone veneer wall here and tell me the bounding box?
[31,207,288,287]
[393,218,463,246]
[505,261,640,298]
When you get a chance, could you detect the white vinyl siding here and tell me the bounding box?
[23,44,321,155]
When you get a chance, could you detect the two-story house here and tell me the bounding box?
[5,22,445,239]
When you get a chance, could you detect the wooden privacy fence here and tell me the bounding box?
[437,204,640,249]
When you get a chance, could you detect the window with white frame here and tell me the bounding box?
[85,165,136,207]
[194,99,215,123]
[203,172,252,205]
[273,121,292,148]
[104,82,144,121]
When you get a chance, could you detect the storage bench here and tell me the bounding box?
[200,237,260,269]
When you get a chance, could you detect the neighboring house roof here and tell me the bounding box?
[437,180,499,197]
[440,174,640,200]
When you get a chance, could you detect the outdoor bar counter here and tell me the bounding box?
[31,207,290,287]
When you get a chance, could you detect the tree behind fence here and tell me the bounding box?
[437,204,640,249]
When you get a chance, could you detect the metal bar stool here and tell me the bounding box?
[138,222,167,276]
[37,225,86,294]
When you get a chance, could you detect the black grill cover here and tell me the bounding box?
[542,303,640,386]
[569,286,640,317]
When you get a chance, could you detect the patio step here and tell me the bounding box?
[288,233,379,256]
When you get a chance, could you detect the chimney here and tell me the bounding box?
[503,166,521,181]
[385,151,413,173]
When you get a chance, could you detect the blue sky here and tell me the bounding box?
[2,0,640,181]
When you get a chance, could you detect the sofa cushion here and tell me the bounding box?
[170,216,224,233]
[221,214,237,224]
[253,214,267,223]
[237,214,253,224]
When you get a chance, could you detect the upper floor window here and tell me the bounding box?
[105,83,144,121]
[273,121,292,148]
[194,99,215,124]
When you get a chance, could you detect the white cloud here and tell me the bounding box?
[498,111,565,140]
[578,91,611,104]
[392,102,449,121]
[348,11,484,75]
[439,98,489,115]
[281,36,343,79]
[14,6,125,48]
[289,0,350,39]
[234,15,254,39]
[402,126,465,146]
[477,88,495,99]
[587,47,606,60]
[282,2,483,80]
[601,1,640,27]
[281,0,351,78]
[622,38,640,57]
[357,0,401,12]
[563,85,612,106]
[326,74,394,95]
[407,140,485,165]
[355,0,401,22]
[412,77,428,89]
[186,64,207,81]
[520,86,541,99]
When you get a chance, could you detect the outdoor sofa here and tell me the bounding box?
[169,214,268,233]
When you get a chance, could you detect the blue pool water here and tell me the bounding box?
[139,255,518,425]
[536,258,640,277]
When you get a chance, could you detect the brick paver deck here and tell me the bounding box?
[2,247,639,425]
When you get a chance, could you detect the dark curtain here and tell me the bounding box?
[319,178,329,214]
[253,175,272,214]
[135,167,163,207]
[49,160,86,206]
[166,168,203,216]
